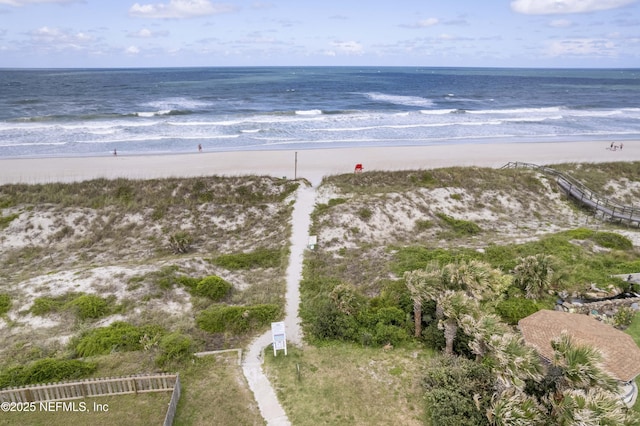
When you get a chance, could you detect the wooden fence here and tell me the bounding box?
[0,373,178,403]
[163,374,181,426]
[1,372,181,425]
[502,161,640,227]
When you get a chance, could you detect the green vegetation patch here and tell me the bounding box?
[436,212,482,236]
[211,247,287,270]
[423,356,493,426]
[196,304,280,334]
[495,298,548,325]
[0,358,97,388]
[0,213,19,230]
[0,294,11,315]
[31,292,113,320]
[193,275,232,301]
[73,322,165,357]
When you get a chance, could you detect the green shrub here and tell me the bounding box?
[195,276,232,301]
[561,228,595,240]
[592,232,633,250]
[196,304,280,334]
[65,294,110,320]
[30,295,67,316]
[212,248,285,270]
[613,306,636,329]
[357,207,373,221]
[74,322,165,357]
[495,297,544,325]
[0,213,19,230]
[415,219,434,231]
[176,275,199,289]
[155,332,194,367]
[422,356,493,426]
[0,294,11,315]
[436,213,482,236]
[0,359,96,388]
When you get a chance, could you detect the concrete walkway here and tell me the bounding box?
[242,183,317,426]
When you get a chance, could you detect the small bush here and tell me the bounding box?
[0,294,11,315]
[357,207,373,221]
[436,213,481,236]
[195,276,232,301]
[196,304,280,334]
[495,297,544,325]
[613,306,636,329]
[562,228,595,240]
[155,332,194,367]
[422,356,493,426]
[415,219,434,231]
[65,294,110,320]
[30,293,85,316]
[168,231,193,254]
[592,232,633,250]
[74,322,165,357]
[0,359,97,388]
[0,213,19,230]
[212,248,285,270]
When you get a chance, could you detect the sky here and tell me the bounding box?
[0,0,639,68]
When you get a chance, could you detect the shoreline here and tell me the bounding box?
[0,140,637,186]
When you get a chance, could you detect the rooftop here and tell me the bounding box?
[518,309,640,383]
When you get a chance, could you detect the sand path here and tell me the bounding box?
[242,183,317,426]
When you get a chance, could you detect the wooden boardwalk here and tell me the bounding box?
[502,162,640,227]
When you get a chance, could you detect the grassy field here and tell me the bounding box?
[264,343,433,425]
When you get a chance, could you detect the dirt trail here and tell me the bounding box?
[242,183,317,425]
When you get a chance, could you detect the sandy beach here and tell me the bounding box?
[0,140,637,186]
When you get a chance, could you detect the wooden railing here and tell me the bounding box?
[501,162,640,226]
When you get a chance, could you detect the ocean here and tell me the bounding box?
[1,67,639,158]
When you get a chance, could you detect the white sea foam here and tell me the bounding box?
[295,109,323,115]
[468,106,563,115]
[420,109,457,115]
[362,92,434,107]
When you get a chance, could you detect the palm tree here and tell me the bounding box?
[487,332,544,392]
[488,389,547,426]
[513,254,554,299]
[551,388,630,426]
[460,313,510,362]
[404,261,442,338]
[444,259,510,303]
[437,290,477,356]
[550,332,617,393]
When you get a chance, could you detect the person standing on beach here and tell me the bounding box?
[113,148,117,156]
[198,144,202,152]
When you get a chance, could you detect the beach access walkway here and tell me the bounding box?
[242,182,317,426]
[502,162,640,227]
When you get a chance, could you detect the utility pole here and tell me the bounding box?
[294,151,298,180]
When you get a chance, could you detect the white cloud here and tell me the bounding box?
[511,0,637,15]
[125,45,140,55]
[402,17,439,28]
[547,38,616,57]
[549,19,572,27]
[30,26,93,44]
[0,0,79,6]
[129,0,236,19]
[329,40,363,55]
[128,28,169,38]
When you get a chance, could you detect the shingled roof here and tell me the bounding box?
[518,309,640,383]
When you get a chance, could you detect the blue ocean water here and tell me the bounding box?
[0,67,639,158]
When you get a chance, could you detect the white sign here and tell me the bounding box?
[271,321,287,356]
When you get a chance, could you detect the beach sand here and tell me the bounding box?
[0,140,637,186]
